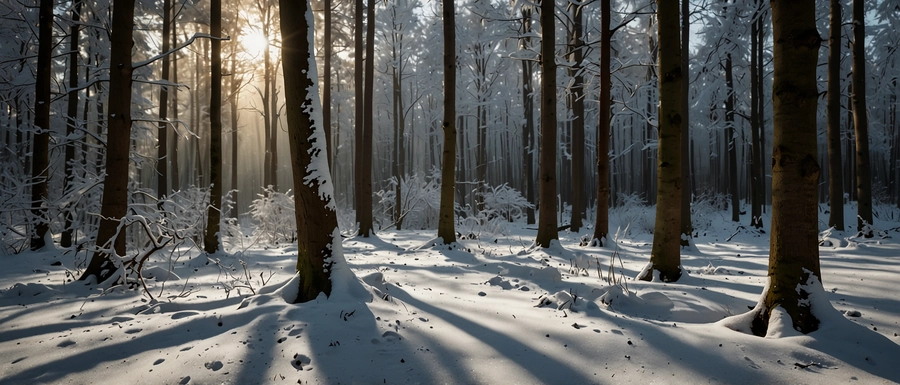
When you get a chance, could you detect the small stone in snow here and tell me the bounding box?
[478,292,486,297]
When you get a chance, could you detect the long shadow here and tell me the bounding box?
[0,303,272,384]
[385,281,597,384]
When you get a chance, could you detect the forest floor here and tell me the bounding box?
[1,205,899,384]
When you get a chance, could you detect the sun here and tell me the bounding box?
[240,27,269,59]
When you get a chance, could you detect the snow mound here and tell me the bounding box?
[141,266,181,281]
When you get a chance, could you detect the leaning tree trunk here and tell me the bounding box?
[851,0,872,236]
[750,0,822,336]
[638,0,682,282]
[437,0,457,244]
[30,0,54,250]
[826,0,844,230]
[592,0,611,246]
[279,0,340,302]
[80,0,136,283]
[535,0,559,248]
[204,0,223,254]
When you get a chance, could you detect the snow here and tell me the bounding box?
[1,206,899,384]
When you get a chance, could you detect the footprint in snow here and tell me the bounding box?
[382,331,403,342]
[744,356,761,369]
[204,361,224,371]
[154,359,165,365]
[57,340,76,348]
[178,376,191,384]
[291,354,312,370]
[171,311,199,320]
[124,328,142,334]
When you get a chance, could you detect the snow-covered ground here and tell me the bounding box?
[1,205,899,384]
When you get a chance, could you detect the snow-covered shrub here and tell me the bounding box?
[610,193,654,236]
[159,187,210,243]
[690,189,729,233]
[0,165,31,254]
[479,183,533,222]
[375,170,441,230]
[249,187,296,245]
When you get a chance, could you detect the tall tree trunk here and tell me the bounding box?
[157,0,172,201]
[353,0,365,227]
[593,0,611,245]
[270,74,279,190]
[851,0,872,236]
[262,8,273,190]
[522,7,535,225]
[230,47,239,219]
[323,0,333,168]
[205,0,223,254]
[357,0,376,236]
[826,0,844,230]
[569,1,585,233]
[30,0,54,250]
[725,53,739,222]
[80,0,136,283]
[171,13,180,193]
[279,0,340,302]
[749,2,764,229]
[437,0,457,244]
[62,0,84,248]
[749,0,822,336]
[535,0,559,248]
[680,0,693,243]
[638,0,682,282]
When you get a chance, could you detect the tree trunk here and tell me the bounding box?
[62,0,83,248]
[437,0,457,244]
[279,0,340,302]
[749,2,764,229]
[205,0,223,254]
[535,0,559,248]
[592,0,611,245]
[171,13,180,193]
[80,0,136,283]
[569,2,585,233]
[826,0,844,230]
[323,0,333,168]
[230,43,239,218]
[30,0,54,250]
[522,7,535,225]
[680,0,693,244]
[354,0,364,216]
[638,0,682,282]
[357,0,376,236]
[725,53,739,222]
[157,0,171,201]
[851,0,873,236]
[750,0,822,336]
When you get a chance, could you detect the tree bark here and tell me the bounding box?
[522,7,536,225]
[157,0,172,201]
[80,0,136,283]
[725,53,739,222]
[354,0,364,216]
[569,1,585,233]
[357,0,376,237]
[851,0,872,236]
[62,0,84,248]
[205,0,223,254]
[749,2,764,229]
[592,0,611,245]
[826,0,844,230]
[323,0,333,168]
[437,0,457,244]
[680,0,693,244]
[751,0,822,336]
[279,0,339,302]
[30,0,54,250]
[535,0,559,248]
[639,0,682,282]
